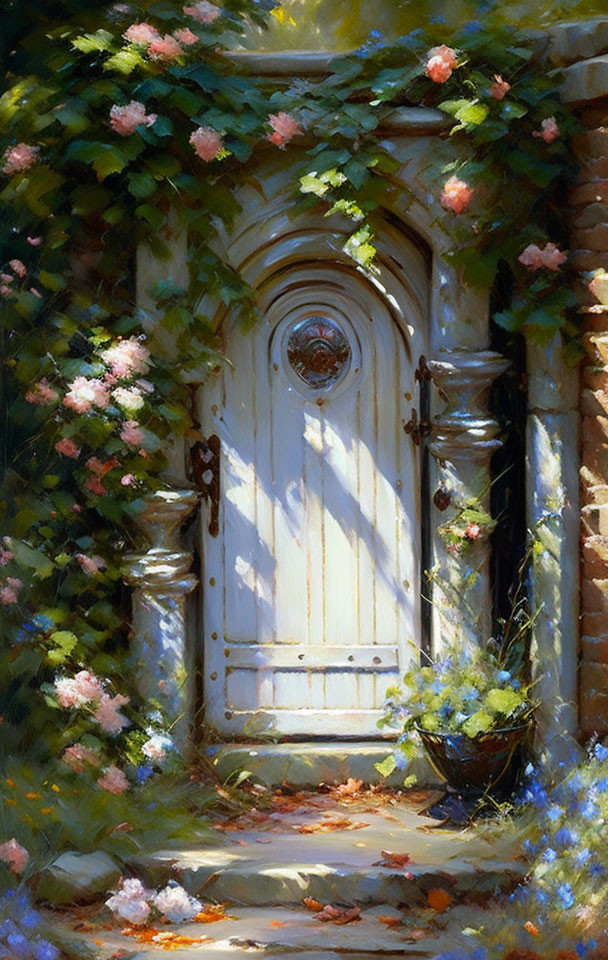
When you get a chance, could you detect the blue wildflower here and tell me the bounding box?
[463,687,479,701]
[543,847,557,862]
[589,863,605,877]
[134,764,153,785]
[32,614,54,632]
[557,883,575,908]
[596,777,608,793]
[6,933,31,959]
[497,670,511,683]
[32,940,60,960]
[369,29,382,39]
[578,800,599,820]
[546,805,563,821]
[593,742,608,762]
[554,827,578,847]
[576,847,591,865]
[19,908,41,929]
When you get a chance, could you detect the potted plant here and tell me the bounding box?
[377,644,536,802]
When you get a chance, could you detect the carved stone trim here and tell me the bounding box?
[124,489,199,600]
[427,351,510,464]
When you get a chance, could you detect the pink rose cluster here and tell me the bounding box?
[490,74,511,100]
[106,878,203,925]
[110,101,157,137]
[76,553,106,575]
[98,764,129,794]
[62,743,101,772]
[122,22,185,62]
[0,838,29,874]
[56,437,80,459]
[440,176,473,214]
[183,1,221,24]
[0,258,28,297]
[120,420,144,447]
[268,112,302,148]
[2,143,39,176]
[518,242,567,271]
[63,376,110,414]
[0,577,22,605]
[425,44,458,84]
[54,670,131,734]
[0,546,14,567]
[190,126,224,162]
[25,378,59,405]
[533,116,560,144]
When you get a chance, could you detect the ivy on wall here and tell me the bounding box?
[0,0,582,789]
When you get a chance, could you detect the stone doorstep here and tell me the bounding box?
[132,800,524,908]
[207,742,442,789]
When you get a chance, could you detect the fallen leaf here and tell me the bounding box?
[524,921,540,938]
[296,817,369,834]
[121,927,214,949]
[269,920,285,928]
[378,915,402,929]
[427,888,452,914]
[404,927,433,942]
[332,778,363,797]
[314,904,361,925]
[354,841,367,847]
[372,850,414,869]
[303,897,323,912]
[193,904,234,924]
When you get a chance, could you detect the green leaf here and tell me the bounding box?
[462,711,494,737]
[441,98,489,127]
[127,172,157,199]
[374,754,397,778]
[39,270,67,292]
[72,30,114,53]
[135,204,164,228]
[485,687,524,716]
[9,540,53,579]
[403,774,418,788]
[47,631,78,665]
[104,49,144,75]
[92,148,129,180]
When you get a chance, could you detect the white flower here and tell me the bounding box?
[106,878,152,925]
[142,733,172,763]
[152,883,202,922]
[112,386,144,412]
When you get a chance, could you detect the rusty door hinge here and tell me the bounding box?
[191,435,220,538]
[403,408,432,446]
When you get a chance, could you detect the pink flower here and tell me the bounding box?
[62,743,101,772]
[85,457,105,475]
[29,287,42,299]
[464,522,481,540]
[189,126,224,161]
[173,27,199,45]
[0,285,11,298]
[110,101,157,137]
[120,420,143,447]
[98,765,129,794]
[25,378,59,405]
[183,1,221,23]
[147,34,183,61]
[490,74,511,100]
[27,236,42,246]
[0,548,13,566]
[440,176,473,214]
[0,274,12,284]
[533,116,559,144]
[72,503,83,513]
[120,473,135,486]
[84,475,106,495]
[0,839,29,874]
[2,143,39,176]
[123,22,160,44]
[106,878,151,925]
[55,670,105,708]
[425,44,458,83]
[94,694,130,734]
[9,259,26,277]
[0,585,19,604]
[55,437,80,459]
[76,553,106,575]
[63,377,110,413]
[268,112,302,148]
[518,241,567,271]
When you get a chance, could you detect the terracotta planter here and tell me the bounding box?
[416,722,530,798]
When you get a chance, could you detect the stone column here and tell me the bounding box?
[124,489,199,750]
[426,350,509,652]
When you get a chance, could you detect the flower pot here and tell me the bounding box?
[416,723,530,798]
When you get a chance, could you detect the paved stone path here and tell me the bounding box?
[59,788,523,959]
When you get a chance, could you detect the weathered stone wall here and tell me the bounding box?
[559,25,608,737]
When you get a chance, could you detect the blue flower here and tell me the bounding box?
[33,940,60,960]
[369,29,382,39]
[546,805,563,822]
[431,680,444,694]
[543,847,557,862]
[497,670,511,683]
[463,687,479,702]
[134,764,153,785]
[6,933,31,959]
[596,777,608,793]
[19,909,41,929]
[554,827,578,847]
[32,614,54,632]
[593,742,608,762]
[578,800,599,820]
[576,847,591,865]
[557,883,575,908]
[589,863,605,877]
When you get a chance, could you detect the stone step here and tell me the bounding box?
[207,741,439,788]
[68,903,485,959]
[134,795,523,908]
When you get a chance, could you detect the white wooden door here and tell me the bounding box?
[200,262,423,737]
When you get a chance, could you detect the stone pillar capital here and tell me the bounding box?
[124,489,199,600]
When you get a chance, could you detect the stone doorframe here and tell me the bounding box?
[124,45,586,765]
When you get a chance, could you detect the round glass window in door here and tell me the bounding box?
[286,316,351,390]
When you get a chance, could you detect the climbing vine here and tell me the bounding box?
[0,0,586,818]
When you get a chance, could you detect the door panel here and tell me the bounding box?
[200,261,424,738]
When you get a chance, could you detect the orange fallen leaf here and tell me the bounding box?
[524,921,540,938]
[378,915,402,929]
[303,897,323,912]
[193,904,234,924]
[314,904,361,925]
[270,920,285,928]
[427,888,452,913]
[404,927,432,942]
[121,928,213,950]
[373,850,414,869]
[296,817,369,834]
[333,778,363,797]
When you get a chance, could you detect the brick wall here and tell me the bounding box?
[572,113,608,737]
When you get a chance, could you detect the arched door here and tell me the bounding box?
[199,255,426,738]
